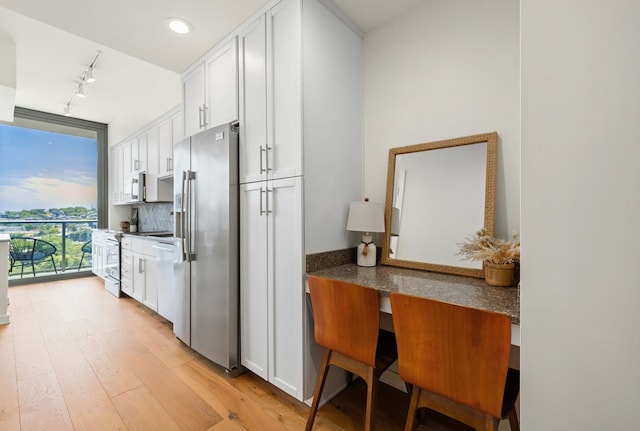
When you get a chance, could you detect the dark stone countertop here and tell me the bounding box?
[308,263,520,325]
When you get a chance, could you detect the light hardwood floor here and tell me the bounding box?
[1,277,478,431]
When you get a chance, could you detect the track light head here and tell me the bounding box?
[76,81,86,98]
[85,66,96,83]
[63,104,72,116]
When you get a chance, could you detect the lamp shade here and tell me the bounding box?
[346,200,385,233]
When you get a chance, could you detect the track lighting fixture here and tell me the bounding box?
[76,81,86,98]
[85,66,96,83]
[62,50,101,117]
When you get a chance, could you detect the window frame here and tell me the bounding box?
[12,107,108,229]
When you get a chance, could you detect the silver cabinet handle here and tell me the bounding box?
[198,106,204,129]
[260,146,266,173]
[202,105,208,128]
[260,187,265,215]
[266,188,273,214]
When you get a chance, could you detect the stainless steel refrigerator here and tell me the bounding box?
[173,122,239,372]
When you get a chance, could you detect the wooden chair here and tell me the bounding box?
[306,275,399,431]
[389,293,520,431]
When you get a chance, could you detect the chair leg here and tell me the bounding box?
[508,407,520,431]
[51,256,57,274]
[305,350,332,431]
[78,253,84,271]
[363,368,379,431]
[404,386,420,431]
[30,259,36,277]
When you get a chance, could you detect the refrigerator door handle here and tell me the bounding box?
[180,170,188,261]
[186,170,197,261]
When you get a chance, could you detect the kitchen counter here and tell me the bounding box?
[121,231,174,241]
[308,263,520,325]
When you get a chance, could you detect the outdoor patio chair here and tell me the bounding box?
[9,236,58,278]
[78,239,92,271]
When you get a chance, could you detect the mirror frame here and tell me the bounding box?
[381,132,498,277]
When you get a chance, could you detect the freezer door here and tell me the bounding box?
[190,124,239,369]
[173,137,191,345]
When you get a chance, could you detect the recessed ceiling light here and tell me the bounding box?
[166,17,193,34]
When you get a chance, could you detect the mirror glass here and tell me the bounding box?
[381,132,498,277]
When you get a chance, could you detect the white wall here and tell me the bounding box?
[362,0,520,238]
[107,74,181,147]
[521,0,640,428]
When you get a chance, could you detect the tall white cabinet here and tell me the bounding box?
[240,0,362,401]
[240,177,303,395]
[181,0,363,402]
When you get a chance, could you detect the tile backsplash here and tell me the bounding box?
[135,203,174,233]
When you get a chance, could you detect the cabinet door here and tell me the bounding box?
[267,0,302,180]
[157,118,173,177]
[112,146,123,204]
[206,37,238,129]
[240,181,269,379]
[133,133,148,175]
[267,176,303,398]
[132,253,145,302]
[239,15,268,184]
[172,111,184,145]
[144,255,158,312]
[183,62,206,138]
[120,249,133,296]
[145,128,158,201]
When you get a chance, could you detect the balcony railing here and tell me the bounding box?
[1,219,98,280]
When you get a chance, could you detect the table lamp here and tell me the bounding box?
[346,198,385,267]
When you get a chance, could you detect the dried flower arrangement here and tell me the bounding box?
[457,228,520,265]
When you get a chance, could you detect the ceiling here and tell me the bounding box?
[0,0,424,126]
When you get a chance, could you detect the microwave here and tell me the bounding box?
[124,172,146,202]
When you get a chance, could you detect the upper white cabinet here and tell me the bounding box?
[207,38,238,129]
[183,37,238,138]
[183,63,206,138]
[111,106,181,205]
[157,117,173,178]
[239,1,302,184]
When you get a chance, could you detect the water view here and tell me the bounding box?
[0,122,98,277]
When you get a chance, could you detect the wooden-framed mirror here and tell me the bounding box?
[381,132,498,277]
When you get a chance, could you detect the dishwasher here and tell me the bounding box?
[152,240,175,322]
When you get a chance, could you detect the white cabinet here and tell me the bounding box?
[206,37,238,129]
[183,38,239,138]
[240,176,303,398]
[157,117,173,177]
[111,107,181,205]
[239,0,302,184]
[183,62,206,138]
[121,236,158,312]
[91,230,106,278]
[112,145,124,204]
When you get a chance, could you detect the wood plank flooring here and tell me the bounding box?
[1,277,490,430]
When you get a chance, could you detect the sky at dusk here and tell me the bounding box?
[0,124,97,212]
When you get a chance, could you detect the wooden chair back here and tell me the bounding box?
[307,275,380,367]
[390,292,511,418]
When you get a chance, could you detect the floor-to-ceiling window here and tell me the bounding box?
[0,107,107,284]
